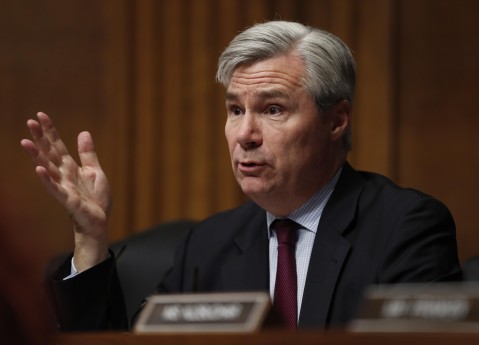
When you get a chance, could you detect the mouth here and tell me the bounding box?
[239,159,264,167]
[237,160,265,175]
[240,162,260,168]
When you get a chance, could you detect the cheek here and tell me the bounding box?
[281,128,325,165]
[268,136,302,168]
[224,124,235,152]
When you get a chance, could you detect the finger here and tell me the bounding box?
[26,112,69,170]
[26,118,47,148]
[36,112,70,157]
[77,131,101,169]
[35,166,69,205]
[21,138,45,165]
[20,138,62,181]
[25,116,61,167]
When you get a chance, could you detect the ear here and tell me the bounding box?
[329,100,351,141]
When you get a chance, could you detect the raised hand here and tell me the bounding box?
[21,112,111,271]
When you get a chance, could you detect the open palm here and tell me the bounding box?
[21,112,111,269]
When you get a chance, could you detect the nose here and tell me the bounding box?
[236,113,262,150]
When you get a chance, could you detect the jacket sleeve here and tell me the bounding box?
[378,195,462,283]
[47,252,128,331]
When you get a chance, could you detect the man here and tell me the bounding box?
[21,21,461,331]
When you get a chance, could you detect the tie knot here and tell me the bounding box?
[272,219,298,245]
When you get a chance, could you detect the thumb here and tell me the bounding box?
[77,131,101,168]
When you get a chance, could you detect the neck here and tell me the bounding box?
[256,161,344,217]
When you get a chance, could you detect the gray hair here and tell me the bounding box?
[216,21,356,150]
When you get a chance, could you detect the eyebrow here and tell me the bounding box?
[225,89,291,101]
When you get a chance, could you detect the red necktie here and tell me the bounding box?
[272,219,298,330]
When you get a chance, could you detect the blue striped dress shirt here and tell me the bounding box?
[267,169,341,319]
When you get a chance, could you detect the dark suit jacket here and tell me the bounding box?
[49,163,462,330]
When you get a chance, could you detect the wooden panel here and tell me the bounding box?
[213,0,246,213]
[0,0,403,254]
[154,0,189,223]
[132,0,156,230]
[4,0,476,265]
[52,331,479,345]
[0,0,116,253]
[329,0,357,46]
[129,0,365,230]
[397,0,479,261]
[102,0,135,240]
[352,0,398,177]
[183,0,216,219]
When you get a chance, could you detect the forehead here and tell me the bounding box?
[226,54,306,96]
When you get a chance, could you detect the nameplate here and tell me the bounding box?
[350,283,479,332]
[134,292,271,333]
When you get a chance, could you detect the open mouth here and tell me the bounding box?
[242,162,258,167]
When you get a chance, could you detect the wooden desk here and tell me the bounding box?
[54,331,479,345]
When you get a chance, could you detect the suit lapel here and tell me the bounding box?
[211,163,366,327]
[299,163,365,328]
[217,209,270,292]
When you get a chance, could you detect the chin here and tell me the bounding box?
[239,181,272,200]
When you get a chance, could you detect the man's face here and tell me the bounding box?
[224,54,347,216]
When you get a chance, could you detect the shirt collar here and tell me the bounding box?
[267,168,341,237]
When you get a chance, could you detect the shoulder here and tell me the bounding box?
[356,169,450,215]
[336,165,460,282]
[330,163,453,231]
[337,163,447,211]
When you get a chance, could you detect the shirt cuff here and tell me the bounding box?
[63,257,79,280]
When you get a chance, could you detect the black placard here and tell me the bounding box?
[134,292,271,333]
[350,283,479,332]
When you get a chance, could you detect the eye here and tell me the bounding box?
[265,105,282,115]
[229,106,243,116]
